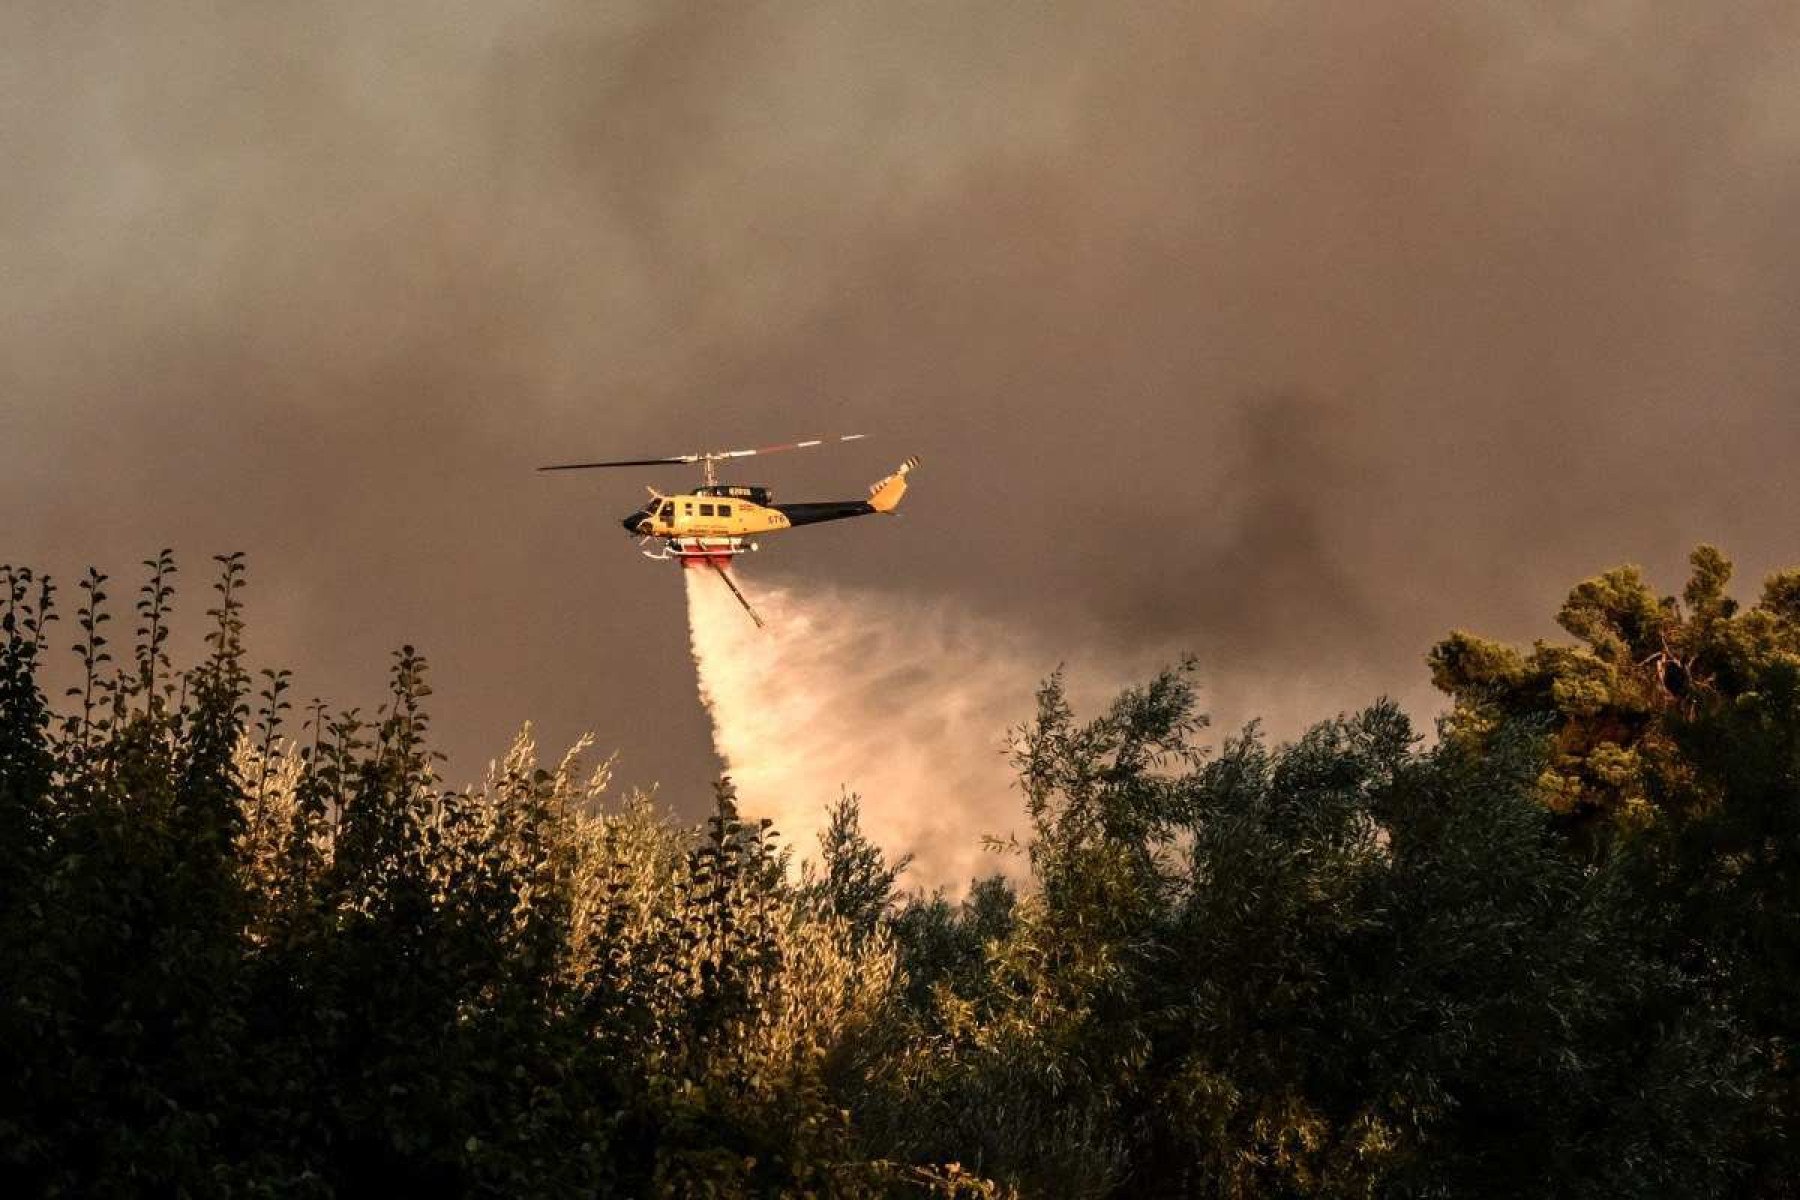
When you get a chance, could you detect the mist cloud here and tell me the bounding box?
[684,566,1072,891]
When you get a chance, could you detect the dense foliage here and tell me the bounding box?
[0,549,1793,1196]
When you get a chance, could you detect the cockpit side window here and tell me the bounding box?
[657,501,674,520]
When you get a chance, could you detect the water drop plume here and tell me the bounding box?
[683,566,1115,893]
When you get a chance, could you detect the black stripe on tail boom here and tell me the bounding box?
[773,500,878,527]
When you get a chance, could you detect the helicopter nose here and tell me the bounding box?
[621,509,650,534]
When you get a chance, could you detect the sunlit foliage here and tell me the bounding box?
[1,550,1793,1196]
[0,556,941,1196]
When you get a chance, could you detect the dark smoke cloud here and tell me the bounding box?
[7,2,1800,811]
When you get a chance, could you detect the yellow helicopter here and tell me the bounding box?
[538,434,918,626]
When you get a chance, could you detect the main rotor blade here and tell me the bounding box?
[537,434,865,473]
[710,433,866,460]
[536,455,699,472]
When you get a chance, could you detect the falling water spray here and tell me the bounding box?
[683,567,1123,892]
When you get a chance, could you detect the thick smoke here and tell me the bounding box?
[7,3,1800,810]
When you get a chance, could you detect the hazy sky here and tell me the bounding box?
[7,2,1800,822]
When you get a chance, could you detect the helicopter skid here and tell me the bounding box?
[657,537,756,567]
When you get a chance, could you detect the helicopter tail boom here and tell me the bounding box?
[769,456,920,527]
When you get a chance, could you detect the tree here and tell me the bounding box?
[806,792,911,942]
[1430,545,1800,1196]
[868,667,1754,1198]
[4,545,1783,1197]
